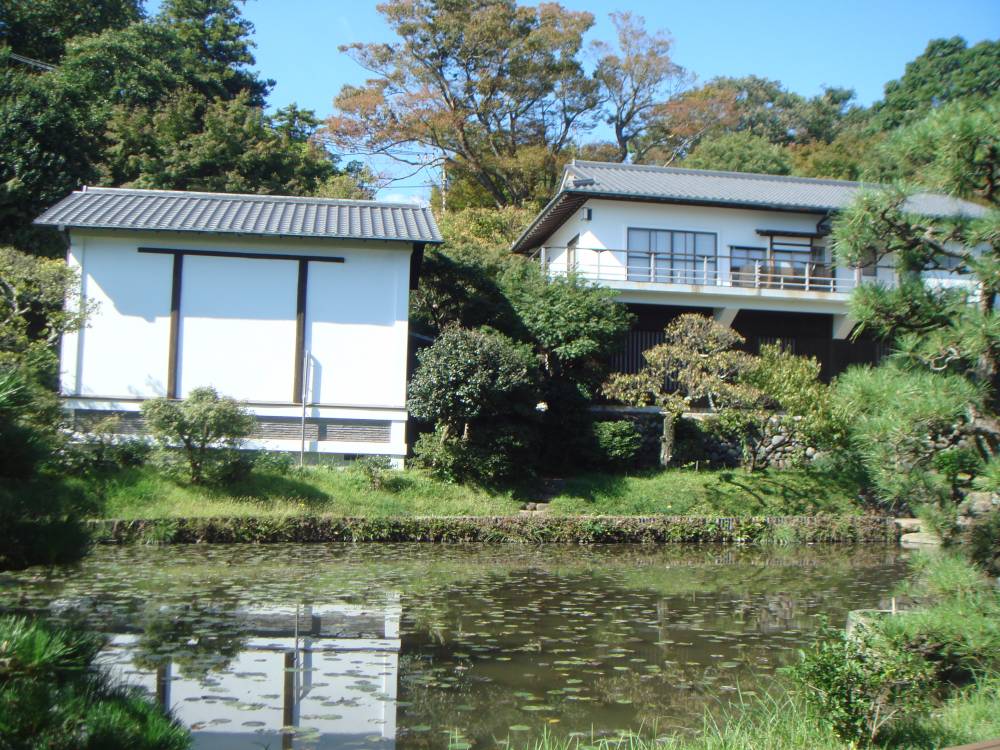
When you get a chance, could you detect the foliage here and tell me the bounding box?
[744,344,844,450]
[684,131,792,175]
[408,326,536,438]
[604,314,760,466]
[872,37,1000,129]
[90,512,894,545]
[353,455,393,491]
[968,512,1000,576]
[588,420,642,468]
[502,264,633,395]
[412,422,529,486]
[790,620,936,744]
[0,615,190,750]
[141,386,255,484]
[591,12,691,162]
[99,88,340,195]
[329,0,598,208]
[832,364,982,511]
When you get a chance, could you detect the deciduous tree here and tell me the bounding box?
[328,0,598,208]
[591,12,691,162]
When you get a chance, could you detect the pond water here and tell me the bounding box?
[0,544,909,749]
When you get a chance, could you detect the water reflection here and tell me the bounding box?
[0,544,909,748]
[99,602,401,748]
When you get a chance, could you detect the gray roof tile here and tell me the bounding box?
[34,187,443,244]
[513,160,990,252]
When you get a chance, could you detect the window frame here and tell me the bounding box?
[626,227,719,284]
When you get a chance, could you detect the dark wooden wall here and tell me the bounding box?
[612,304,888,381]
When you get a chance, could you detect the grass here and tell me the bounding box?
[546,467,863,516]
[88,464,864,520]
[513,680,1000,750]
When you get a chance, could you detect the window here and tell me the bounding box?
[566,234,578,271]
[626,228,717,283]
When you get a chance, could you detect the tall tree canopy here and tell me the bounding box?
[873,37,1000,130]
[329,0,598,209]
[1,0,366,254]
[591,12,691,163]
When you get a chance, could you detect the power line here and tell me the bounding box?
[7,52,56,72]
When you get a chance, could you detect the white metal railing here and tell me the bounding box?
[530,247,893,294]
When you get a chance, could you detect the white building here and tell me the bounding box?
[512,161,987,376]
[35,187,442,461]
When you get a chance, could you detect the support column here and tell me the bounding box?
[832,314,856,340]
[713,307,739,328]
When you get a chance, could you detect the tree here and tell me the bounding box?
[634,84,740,164]
[591,12,691,162]
[0,0,142,62]
[141,386,255,484]
[328,0,598,208]
[737,343,842,470]
[832,99,1000,513]
[99,89,340,194]
[501,263,632,395]
[684,131,792,175]
[408,326,537,483]
[603,314,759,466]
[0,57,102,254]
[156,0,272,104]
[408,326,536,441]
[873,37,1000,130]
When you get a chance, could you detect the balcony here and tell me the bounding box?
[534,246,885,296]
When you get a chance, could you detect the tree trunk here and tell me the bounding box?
[659,411,676,467]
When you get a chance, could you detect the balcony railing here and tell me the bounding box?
[533,248,889,294]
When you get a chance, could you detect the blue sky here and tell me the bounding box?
[149,0,999,201]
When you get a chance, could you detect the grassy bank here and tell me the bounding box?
[90,465,863,520]
[516,680,1000,750]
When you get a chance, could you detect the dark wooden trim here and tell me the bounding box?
[292,260,309,403]
[167,253,183,399]
[409,242,425,290]
[138,247,344,263]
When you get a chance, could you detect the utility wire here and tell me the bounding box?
[7,52,57,72]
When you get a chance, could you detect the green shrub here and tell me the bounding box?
[354,455,393,490]
[969,512,1000,575]
[789,621,936,744]
[141,387,256,484]
[0,616,189,750]
[589,420,642,468]
[252,450,295,476]
[413,424,528,485]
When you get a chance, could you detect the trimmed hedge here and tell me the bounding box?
[87,514,898,545]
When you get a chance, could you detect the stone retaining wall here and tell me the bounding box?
[89,514,899,545]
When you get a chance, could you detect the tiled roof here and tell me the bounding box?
[35,187,443,244]
[512,161,990,252]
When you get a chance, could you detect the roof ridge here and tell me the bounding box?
[81,186,430,211]
[569,160,873,189]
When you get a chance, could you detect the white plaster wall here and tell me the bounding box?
[543,199,831,283]
[305,249,409,408]
[63,235,173,399]
[179,254,299,401]
[62,230,413,455]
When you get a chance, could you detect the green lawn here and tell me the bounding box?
[91,465,864,520]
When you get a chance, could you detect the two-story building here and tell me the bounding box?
[36,187,442,463]
[512,161,988,377]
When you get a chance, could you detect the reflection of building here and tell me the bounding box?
[98,600,401,749]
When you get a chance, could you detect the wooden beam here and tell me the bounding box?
[139,247,344,264]
[167,253,183,399]
[292,259,309,404]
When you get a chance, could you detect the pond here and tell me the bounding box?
[0,543,909,749]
